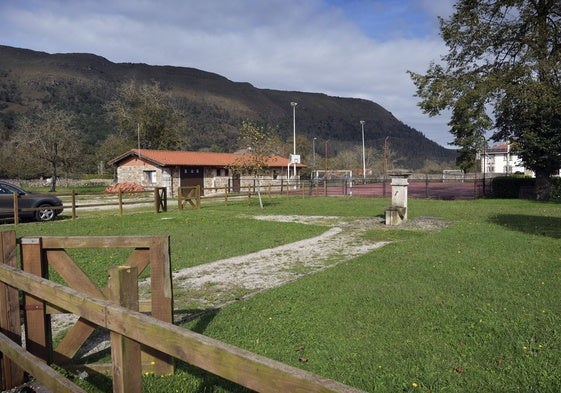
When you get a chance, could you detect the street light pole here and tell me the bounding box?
[291,102,297,179]
[313,137,317,178]
[360,120,366,180]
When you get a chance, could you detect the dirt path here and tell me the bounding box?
[157,214,450,322]
[168,215,389,316]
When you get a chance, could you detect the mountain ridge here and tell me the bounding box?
[0,45,456,172]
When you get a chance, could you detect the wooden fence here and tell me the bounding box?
[0,230,364,393]
[1,187,167,224]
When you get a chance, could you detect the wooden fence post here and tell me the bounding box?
[108,265,142,393]
[11,193,18,225]
[118,190,124,216]
[0,231,25,390]
[71,190,77,220]
[20,237,52,364]
[143,237,174,375]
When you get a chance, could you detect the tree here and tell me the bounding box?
[106,80,184,151]
[97,133,134,175]
[231,121,282,208]
[13,108,82,191]
[409,0,561,199]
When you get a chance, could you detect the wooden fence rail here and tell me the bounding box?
[0,230,364,393]
[1,188,167,224]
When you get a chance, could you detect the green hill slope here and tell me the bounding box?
[0,45,456,171]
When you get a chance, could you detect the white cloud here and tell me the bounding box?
[0,0,455,146]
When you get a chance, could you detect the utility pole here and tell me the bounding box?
[383,136,389,198]
[360,120,366,180]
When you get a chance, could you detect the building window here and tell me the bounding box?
[144,170,157,184]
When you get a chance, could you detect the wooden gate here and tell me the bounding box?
[0,230,25,388]
[20,235,174,375]
[178,185,201,210]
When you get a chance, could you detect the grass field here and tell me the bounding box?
[5,196,561,392]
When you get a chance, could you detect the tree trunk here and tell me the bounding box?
[50,159,58,192]
[534,170,551,201]
[257,176,263,209]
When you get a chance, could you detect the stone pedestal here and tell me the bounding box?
[385,172,411,225]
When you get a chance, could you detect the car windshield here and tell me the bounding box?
[0,183,26,195]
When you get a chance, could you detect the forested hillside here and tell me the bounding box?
[0,45,457,176]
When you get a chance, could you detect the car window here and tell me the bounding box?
[0,183,24,195]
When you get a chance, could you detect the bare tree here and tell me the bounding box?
[13,108,81,191]
[230,121,281,208]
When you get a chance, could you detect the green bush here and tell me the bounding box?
[550,177,561,201]
[491,175,535,198]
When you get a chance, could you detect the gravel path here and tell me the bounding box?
[168,215,391,315]
[160,214,450,320]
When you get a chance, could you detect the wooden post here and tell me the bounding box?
[142,237,174,375]
[0,231,25,390]
[71,190,77,220]
[20,237,52,364]
[195,185,201,209]
[177,187,183,211]
[154,188,160,213]
[118,190,124,216]
[11,193,18,225]
[107,265,142,393]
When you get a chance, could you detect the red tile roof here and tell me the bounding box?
[109,149,304,168]
[486,143,510,154]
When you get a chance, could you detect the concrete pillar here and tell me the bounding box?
[385,172,411,225]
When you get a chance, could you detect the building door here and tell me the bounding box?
[180,166,205,196]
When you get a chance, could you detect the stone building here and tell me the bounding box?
[108,149,304,196]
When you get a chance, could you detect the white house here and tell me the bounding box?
[480,143,530,175]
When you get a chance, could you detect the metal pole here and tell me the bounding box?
[291,102,297,180]
[313,137,317,177]
[360,120,366,180]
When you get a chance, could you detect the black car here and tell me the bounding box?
[0,181,64,222]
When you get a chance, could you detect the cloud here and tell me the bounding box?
[0,0,455,147]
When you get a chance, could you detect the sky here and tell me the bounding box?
[0,0,456,147]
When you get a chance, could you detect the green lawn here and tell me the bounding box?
[5,196,561,392]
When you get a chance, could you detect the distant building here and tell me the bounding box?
[109,149,305,196]
[479,143,531,176]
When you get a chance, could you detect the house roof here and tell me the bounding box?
[485,143,510,154]
[109,149,305,168]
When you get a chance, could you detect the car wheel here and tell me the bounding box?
[36,204,56,222]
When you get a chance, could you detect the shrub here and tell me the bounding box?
[491,175,535,198]
[550,177,561,201]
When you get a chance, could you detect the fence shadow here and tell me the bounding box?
[489,214,561,239]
